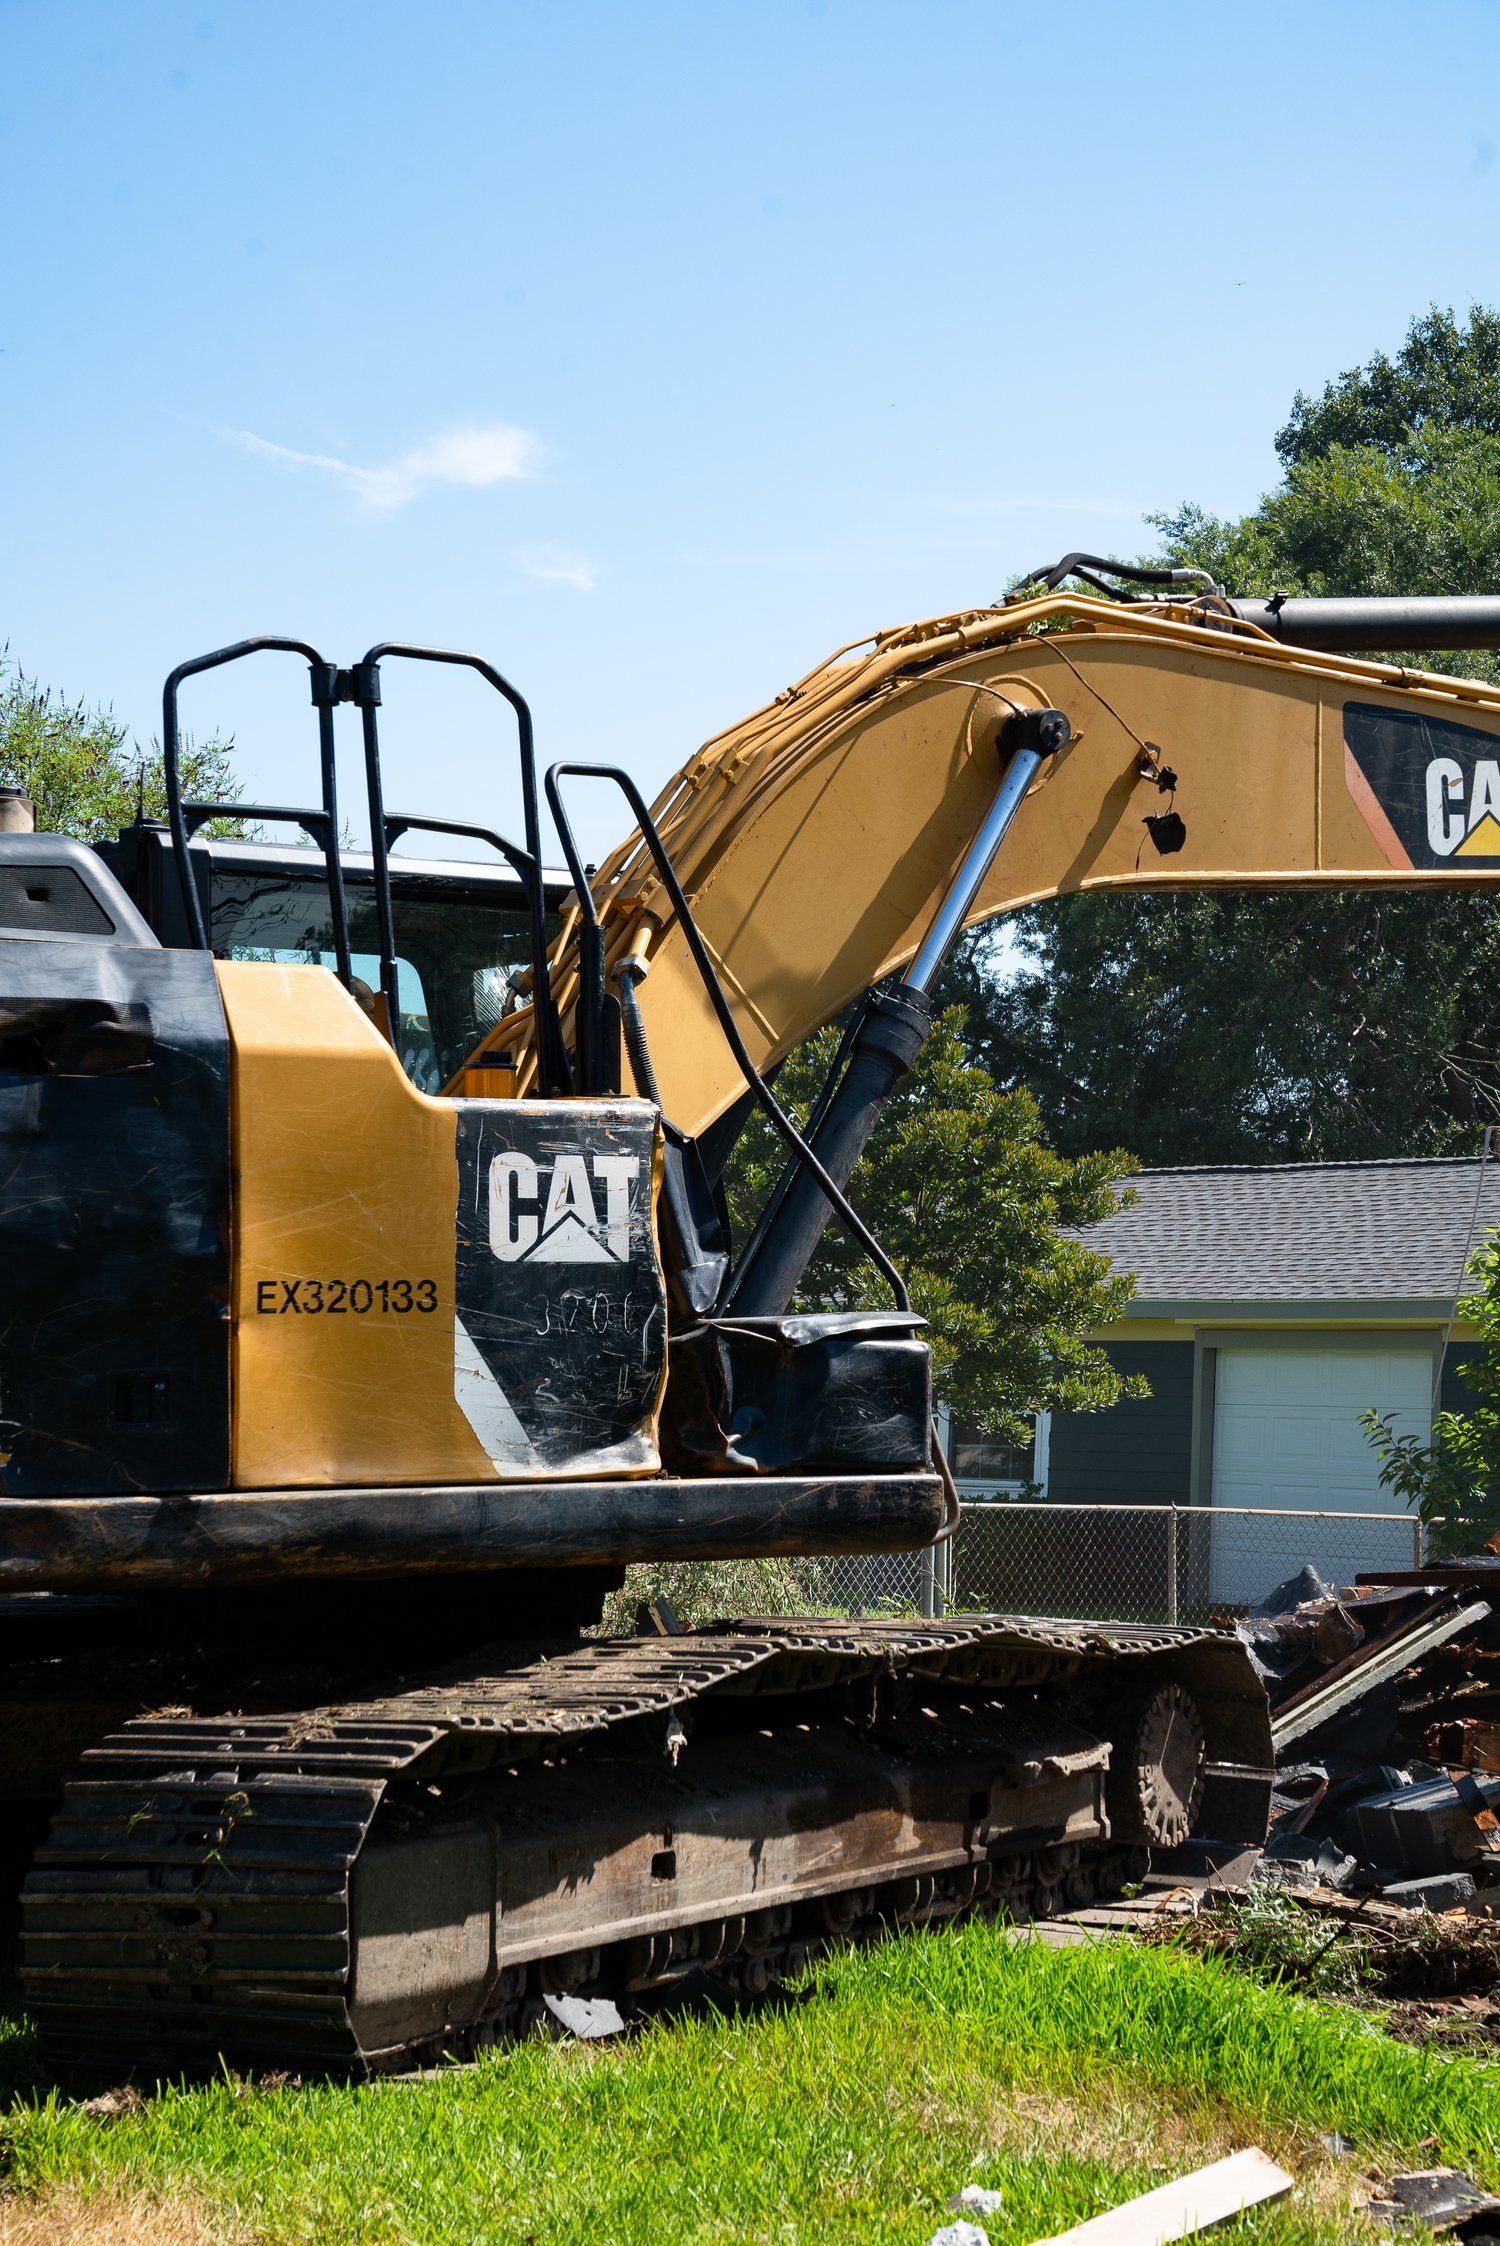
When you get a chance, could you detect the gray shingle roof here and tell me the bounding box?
[1077,1157,1500,1304]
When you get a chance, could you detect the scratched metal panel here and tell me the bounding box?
[453,1101,667,1476]
[0,938,231,1495]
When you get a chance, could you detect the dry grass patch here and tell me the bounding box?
[989,2086,1370,2228]
[0,2190,241,2246]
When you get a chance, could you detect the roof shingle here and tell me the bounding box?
[1077,1156,1500,1303]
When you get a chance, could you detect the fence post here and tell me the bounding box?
[919,1543,937,1618]
[1413,1514,1423,1570]
[1166,1504,1179,1625]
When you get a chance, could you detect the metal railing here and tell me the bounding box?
[793,1501,1424,1624]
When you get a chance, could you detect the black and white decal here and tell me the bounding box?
[1345,701,1500,867]
[452,1101,667,1478]
[489,1149,641,1263]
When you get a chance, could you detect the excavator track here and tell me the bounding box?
[22,1616,1272,2080]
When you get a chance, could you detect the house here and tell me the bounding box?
[1013,1154,1500,1603]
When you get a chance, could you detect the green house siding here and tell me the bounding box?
[1046,1340,1194,1507]
[1441,1351,1483,1417]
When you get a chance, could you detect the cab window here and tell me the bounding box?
[208,868,552,1092]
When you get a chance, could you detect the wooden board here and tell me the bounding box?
[1028,2148,1293,2244]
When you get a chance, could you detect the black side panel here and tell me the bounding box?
[660,1311,932,1476]
[0,941,230,1494]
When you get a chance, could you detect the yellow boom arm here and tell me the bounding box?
[506,594,1500,1138]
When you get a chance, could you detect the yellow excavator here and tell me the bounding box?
[6,565,1500,2076]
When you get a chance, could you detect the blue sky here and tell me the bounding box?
[6,0,1500,860]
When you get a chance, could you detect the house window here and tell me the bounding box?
[947,1413,1049,1494]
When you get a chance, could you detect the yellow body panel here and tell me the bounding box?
[219,961,495,1488]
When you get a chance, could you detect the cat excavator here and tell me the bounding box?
[7,566,1500,2078]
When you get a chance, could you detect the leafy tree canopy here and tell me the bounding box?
[949,893,1500,1165]
[964,305,1500,1165]
[724,1008,1142,1440]
[0,655,239,840]
[1158,427,1500,660]
[1276,304,1500,469]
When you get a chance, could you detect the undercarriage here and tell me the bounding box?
[20,1612,1272,2079]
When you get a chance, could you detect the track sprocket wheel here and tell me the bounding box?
[1106,1682,1205,1848]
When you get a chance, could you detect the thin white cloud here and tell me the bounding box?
[941,496,1151,518]
[515,542,597,591]
[229,421,543,511]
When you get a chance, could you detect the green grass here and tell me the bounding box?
[2,1925,1498,2244]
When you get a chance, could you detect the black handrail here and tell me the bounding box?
[161,637,353,986]
[382,811,536,883]
[544,760,910,1312]
[356,645,568,1094]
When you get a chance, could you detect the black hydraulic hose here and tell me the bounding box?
[1009,553,1215,601]
[545,761,910,1312]
[930,1421,961,1547]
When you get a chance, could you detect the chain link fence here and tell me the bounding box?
[796,1500,1425,1624]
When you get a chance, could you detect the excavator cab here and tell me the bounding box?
[100,823,566,1093]
[0,633,938,1508]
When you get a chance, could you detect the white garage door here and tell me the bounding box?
[1209,1348,1427,1604]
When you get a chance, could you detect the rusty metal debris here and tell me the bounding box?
[1229,1560,1500,1917]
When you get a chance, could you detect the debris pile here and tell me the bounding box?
[1237,1555,1500,1913]
[1363,2167,1500,2239]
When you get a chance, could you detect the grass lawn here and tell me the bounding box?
[2,1924,1498,2245]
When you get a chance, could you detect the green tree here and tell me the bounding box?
[1362,1237,1500,1556]
[1276,305,1500,469]
[952,892,1500,1164]
[0,655,240,840]
[964,305,1500,1165]
[725,1008,1142,1440]
[1155,422,1500,687]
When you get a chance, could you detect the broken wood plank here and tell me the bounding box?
[1027,2148,1294,2244]
[1273,1600,1492,1750]
[1357,1560,1500,1589]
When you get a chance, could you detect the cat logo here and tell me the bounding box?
[1344,702,1500,868]
[1425,759,1500,858]
[488,1151,641,1264]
